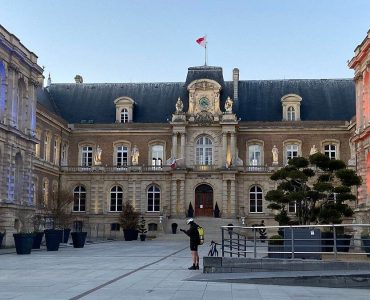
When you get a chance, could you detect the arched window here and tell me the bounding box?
[151,145,163,167]
[73,186,86,212]
[249,186,263,213]
[120,108,129,123]
[248,144,262,166]
[287,106,295,121]
[110,186,123,212]
[147,185,160,212]
[196,136,213,165]
[81,146,93,167]
[116,145,128,167]
[44,132,50,161]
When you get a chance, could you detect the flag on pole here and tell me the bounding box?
[170,157,177,169]
[196,36,207,48]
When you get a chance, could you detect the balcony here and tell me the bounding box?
[60,165,176,173]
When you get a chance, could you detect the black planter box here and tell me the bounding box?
[284,228,321,259]
[123,229,138,241]
[62,228,71,243]
[13,233,33,255]
[361,236,370,257]
[71,232,87,248]
[336,234,352,252]
[32,232,44,249]
[44,229,62,251]
[0,232,4,248]
[321,231,334,252]
[268,244,285,258]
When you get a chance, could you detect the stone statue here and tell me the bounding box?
[272,145,278,164]
[94,145,102,165]
[131,145,140,165]
[225,96,233,113]
[175,97,183,113]
[310,145,318,155]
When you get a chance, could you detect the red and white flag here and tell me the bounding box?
[196,36,207,48]
[170,158,177,169]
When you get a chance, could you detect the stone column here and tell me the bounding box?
[230,133,236,164]
[222,132,227,166]
[222,180,228,216]
[230,179,236,218]
[180,133,185,164]
[172,132,177,158]
[171,179,177,216]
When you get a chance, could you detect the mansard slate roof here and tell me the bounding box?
[38,66,355,124]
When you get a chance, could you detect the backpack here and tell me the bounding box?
[197,226,204,245]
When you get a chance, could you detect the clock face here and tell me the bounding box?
[199,97,210,109]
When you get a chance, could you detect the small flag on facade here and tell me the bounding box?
[170,158,177,169]
[196,36,207,48]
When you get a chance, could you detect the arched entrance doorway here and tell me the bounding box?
[195,184,213,217]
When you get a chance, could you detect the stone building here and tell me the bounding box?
[36,66,355,235]
[0,25,43,245]
[0,24,358,245]
[349,30,370,224]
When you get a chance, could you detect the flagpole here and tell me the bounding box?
[205,35,208,66]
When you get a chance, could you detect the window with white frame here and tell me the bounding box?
[196,136,213,165]
[324,144,337,160]
[249,186,263,213]
[286,144,299,161]
[147,185,160,212]
[248,144,262,166]
[116,145,128,167]
[120,108,129,123]
[73,186,86,212]
[110,186,123,212]
[81,146,93,167]
[151,145,163,167]
[35,129,41,157]
[287,106,296,121]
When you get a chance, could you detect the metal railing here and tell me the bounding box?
[221,224,370,260]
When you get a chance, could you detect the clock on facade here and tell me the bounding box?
[199,97,210,109]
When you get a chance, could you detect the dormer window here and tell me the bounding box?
[287,106,296,121]
[120,108,129,123]
[114,97,134,123]
[281,94,302,121]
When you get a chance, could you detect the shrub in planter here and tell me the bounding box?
[31,214,45,249]
[119,202,140,241]
[171,223,178,234]
[13,205,34,254]
[71,232,87,248]
[138,216,148,241]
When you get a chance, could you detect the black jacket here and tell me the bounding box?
[184,222,200,246]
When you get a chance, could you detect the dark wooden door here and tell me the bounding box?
[195,184,213,217]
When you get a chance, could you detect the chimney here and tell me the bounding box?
[232,68,239,106]
[74,75,83,84]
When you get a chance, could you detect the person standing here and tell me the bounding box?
[180,218,200,270]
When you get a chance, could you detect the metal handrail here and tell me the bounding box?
[220,223,370,260]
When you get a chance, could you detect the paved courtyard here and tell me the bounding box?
[1,237,369,300]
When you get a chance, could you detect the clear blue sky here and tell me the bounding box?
[1,0,369,83]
